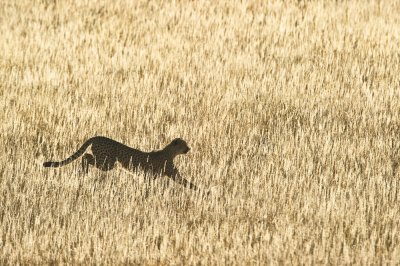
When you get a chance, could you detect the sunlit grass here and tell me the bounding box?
[1,0,400,264]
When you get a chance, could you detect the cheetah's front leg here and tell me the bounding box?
[168,169,198,191]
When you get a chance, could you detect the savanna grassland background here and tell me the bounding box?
[1,0,400,264]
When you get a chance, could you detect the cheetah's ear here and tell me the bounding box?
[172,139,179,145]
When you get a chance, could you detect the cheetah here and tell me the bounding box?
[43,136,198,190]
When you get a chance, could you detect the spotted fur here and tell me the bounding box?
[43,136,197,190]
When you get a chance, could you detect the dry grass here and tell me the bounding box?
[1,0,400,264]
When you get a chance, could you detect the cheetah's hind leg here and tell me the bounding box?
[81,153,95,174]
[94,157,116,172]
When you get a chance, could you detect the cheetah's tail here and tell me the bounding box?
[43,138,94,168]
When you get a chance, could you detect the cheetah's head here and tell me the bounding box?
[167,138,190,156]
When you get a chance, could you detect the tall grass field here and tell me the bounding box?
[1,0,400,264]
